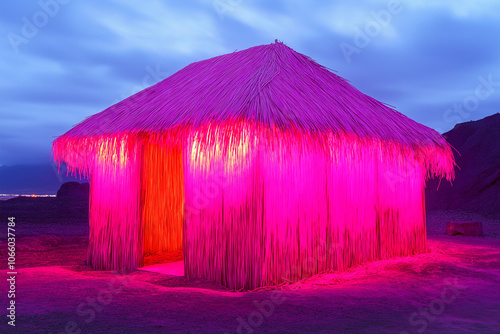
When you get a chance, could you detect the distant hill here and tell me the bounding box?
[0,164,87,195]
[426,113,500,217]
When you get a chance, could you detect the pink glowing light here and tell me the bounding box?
[52,41,455,290]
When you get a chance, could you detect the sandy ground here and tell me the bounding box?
[1,198,499,333]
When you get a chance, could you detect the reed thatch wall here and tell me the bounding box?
[52,41,455,289]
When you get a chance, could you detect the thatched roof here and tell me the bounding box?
[57,41,448,150]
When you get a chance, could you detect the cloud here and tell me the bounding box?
[0,0,499,165]
[405,0,500,19]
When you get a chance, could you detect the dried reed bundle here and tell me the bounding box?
[52,41,455,289]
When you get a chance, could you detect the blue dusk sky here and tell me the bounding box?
[1,0,499,165]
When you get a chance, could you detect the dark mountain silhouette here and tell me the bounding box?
[426,113,500,217]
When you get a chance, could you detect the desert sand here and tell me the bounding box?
[1,197,499,333]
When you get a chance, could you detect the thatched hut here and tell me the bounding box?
[53,41,455,290]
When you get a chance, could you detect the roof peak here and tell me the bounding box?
[57,42,448,150]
